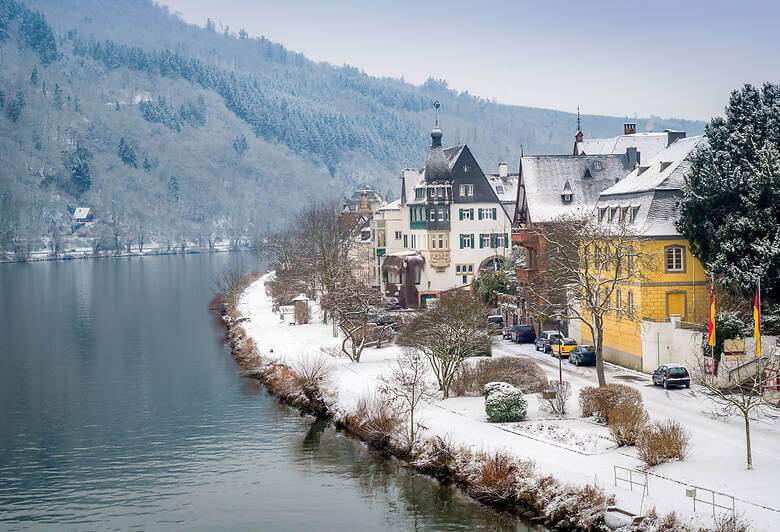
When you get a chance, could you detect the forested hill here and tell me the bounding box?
[0,0,704,256]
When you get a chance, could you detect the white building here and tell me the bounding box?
[375,123,514,308]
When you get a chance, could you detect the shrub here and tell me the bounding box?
[607,406,648,446]
[350,393,406,448]
[468,451,520,504]
[579,383,643,422]
[637,420,691,467]
[451,357,548,397]
[713,513,753,532]
[485,382,527,422]
[413,435,458,478]
[539,380,571,417]
[292,354,335,414]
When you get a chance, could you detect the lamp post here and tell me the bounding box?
[557,317,563,385]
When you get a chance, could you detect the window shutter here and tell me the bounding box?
[470,208,474,219]
[478,208,483,220]
[493,208,497,219]
[479,235,484,248]
[459,209,463,220]
[504,233,509,247]
[470,234,474,248]
[459,235,464,249]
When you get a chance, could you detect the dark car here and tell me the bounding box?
[384,297,401,310]
[488,315,504,328]
[568,345,596,366]
[535,331,563,353]
[511,324,536,343]
[652,364,691,389]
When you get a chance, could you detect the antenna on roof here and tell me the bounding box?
[433,99,440,126]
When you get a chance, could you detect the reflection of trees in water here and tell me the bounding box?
[296,420,540,532]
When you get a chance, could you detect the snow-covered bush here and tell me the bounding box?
[607,405,648,446]
[485,382,527,422]
[713,512,754,532]
[579,383,642,422]
[466,451,524,504]
[292,354,335,414]
[348,393,406,449]
[452,357,547,396]
[637,420,691,467]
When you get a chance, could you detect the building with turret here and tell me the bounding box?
[374,122,514,308]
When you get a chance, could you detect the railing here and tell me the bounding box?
[614,465,648,495]
[680,321,707,332]
[686,485,735,518]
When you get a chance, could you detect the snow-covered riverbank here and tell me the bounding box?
[238,273,779,531]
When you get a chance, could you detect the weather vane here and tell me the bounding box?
[433,99,440,125]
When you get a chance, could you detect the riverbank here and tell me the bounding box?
[0,242,243,264]
[225,273,764,532]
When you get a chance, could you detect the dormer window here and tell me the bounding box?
[598,207,607,222]
[594,161,603,170]
[561,180,573,203]
[630,205,639,222]
[660,161,672,171]
[496,186,504,194]
[459,184,474,197]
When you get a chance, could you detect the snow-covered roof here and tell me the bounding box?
[576,132,670,161]
[521,155,632,223]
[599,136,705,196]
[73,207,91,219]
[595,136,706,236]
[378,199,401,212]
[485,173,519,221]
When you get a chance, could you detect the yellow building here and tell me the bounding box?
[581,135,709,371]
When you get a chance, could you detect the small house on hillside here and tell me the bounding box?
[73,207,93,223]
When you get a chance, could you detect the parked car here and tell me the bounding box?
[568,345,596,366]
[511,324,537,343]
[652,364,691,389]
[535,331,563,353]
[551,338,577,358]
[487,315,504,328]
[502,327,513,340]
[384,297,401,310]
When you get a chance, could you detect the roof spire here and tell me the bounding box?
[433,99,440,127]
[577,106,581,132]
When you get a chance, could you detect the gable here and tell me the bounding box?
[450,146,502,206]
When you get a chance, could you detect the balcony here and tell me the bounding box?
[512,227,537,248]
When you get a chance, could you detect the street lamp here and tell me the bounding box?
[557,317,563,384]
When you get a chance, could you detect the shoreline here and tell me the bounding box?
[0,244,245,264]
[212,273,641,531]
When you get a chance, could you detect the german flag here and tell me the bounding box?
[754,292,762,357]
[707,284,716,347]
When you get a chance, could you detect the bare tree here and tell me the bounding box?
[399,291,492,398]
[529,214,655,387]
[693,351,779,469]
[215,261,247,309]
[320,277,388,362]
[379,351,438,448]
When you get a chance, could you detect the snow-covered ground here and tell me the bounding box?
[239,274,780,530]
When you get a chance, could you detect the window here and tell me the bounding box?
[438,208,444,221]
[459,208,474,220]
[429,208,436,221]
[603,246,611,269]
[403,235,408,248]
[415,188,424,200]
[414,267,421,285]
[594,160,603,170]
[627,291,634,319]
[463,165,470,173]
[460,234,474,249]
[496,186,504,194]
[459,184,474,197]
[411,234,416,249]
[620,207,628,222]
[478,208,497,220]
[598,207,607,223]
[479,234,491,248]
[394,231,402,240]
[630,206,639,223]
[616,290,622,315]
[665,245,685,273]
[494,234,506,248]
[594,244,601,264]
[456,265,461,273]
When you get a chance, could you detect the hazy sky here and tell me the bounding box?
[158,0,779,121]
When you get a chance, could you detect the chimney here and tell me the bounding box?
[664,129,687,147]
[625,147,638,169]
[498,162,508,177]
[624,123,637,135]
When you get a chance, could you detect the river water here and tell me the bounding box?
[0,254,535,530]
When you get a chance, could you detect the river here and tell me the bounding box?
[0,254,536,530]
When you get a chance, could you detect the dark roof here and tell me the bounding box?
[424,126,452,184]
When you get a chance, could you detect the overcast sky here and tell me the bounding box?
[158,0,779,121]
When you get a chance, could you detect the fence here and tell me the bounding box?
[686,485,735,518]
[614,465,648,495]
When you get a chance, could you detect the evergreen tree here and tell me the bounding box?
[115,101,120,111]
[71,159,91,195]
[677,83,780,304]
[29,66,38,87]
[0,89,4,109]
[142,157,151,173]
[41,81,46,96]
[7,89,26,122]
[232,134,248,157]
[117,137,137,167]
[168,175,179,201]
[73,95,80,113]
[54,83,63,109]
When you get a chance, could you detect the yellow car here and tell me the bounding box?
[551,338,577,358]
